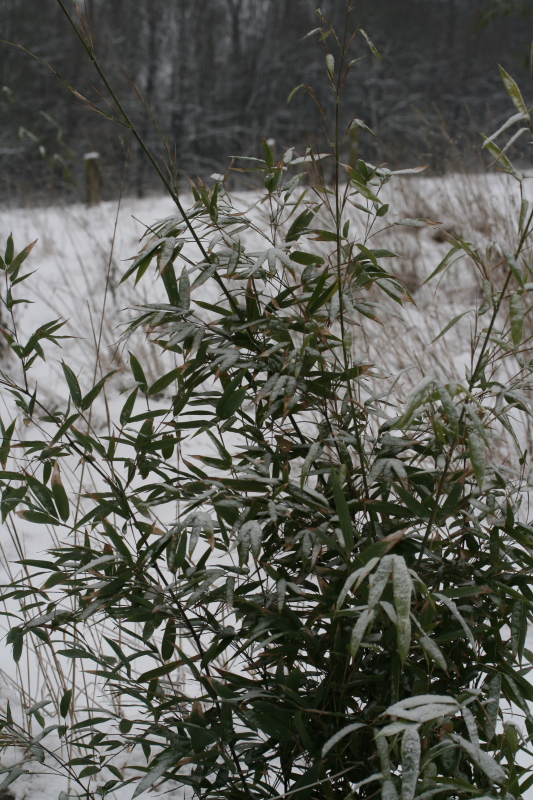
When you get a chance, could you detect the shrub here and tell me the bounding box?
[1,5,533,800]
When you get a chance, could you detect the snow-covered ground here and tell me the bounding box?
[0,172,531,799]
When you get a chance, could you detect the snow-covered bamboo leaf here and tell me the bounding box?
[450,733,506,784]
[368,556,394,609]
[336,557,380,610]
[498,64,530,118]
[397,376,434,426]
[132,748,182,798]
[349,608,376,657]
[484,673,501,742]
[392,556,412,664]
[321,722,364,757]
[434,593,475,648]
[419,635,447,671]
[401,728,421,800]
[301,442,322,488]
[461,706,479,749]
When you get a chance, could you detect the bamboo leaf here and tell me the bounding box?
[321,723,364,758]
[401,728,421,800]
[498,64,530,118]
[360,29,383,61]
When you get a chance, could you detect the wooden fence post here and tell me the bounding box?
[84,152,102,206]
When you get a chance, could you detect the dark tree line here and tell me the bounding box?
[1,0,533,203]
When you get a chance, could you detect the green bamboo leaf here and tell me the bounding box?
[287,84,303,104]
[60,689,72,718]
[12,629,23,663]
[8,239,37,273]
[51,463,69,522]
[430,310,472,344]
[217,387,246,419]
[149,368,181,396]
[130,353,147,391]
[120,388,138,426]
[5,234,14,266]
[16,509,59,525]
[137,660,181,683]
[511,600,527,658]
[331,468,354,552]
[61,363,82,407]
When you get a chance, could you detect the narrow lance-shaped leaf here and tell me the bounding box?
[62,363,82,407]
[511,600,527,659]
[392,556,412,664]
[396,376,434,426]
[419,635,447,671]
[401,727,421,800]
[51,463,69,522]
[484,673,501,741]
[498,64,530,118]
[331,468,354,552]
[435,593,476,648]
[321,723,364,758]
[132,748,183,799]
[368,556,394,610]
[360,28,383,61]
[301,442,322,488]
[349,608,376,658]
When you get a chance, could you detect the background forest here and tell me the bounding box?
[2,0,533,203]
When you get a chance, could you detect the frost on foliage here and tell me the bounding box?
[321,722,364,757]
[381,782,399,800]
[187,512,214,556]
[434,593,476,649]
[368,556,394,609]
[376,734,391,775]
[401,727,421,800]
[349,607,377,657]
[301,442,323,487]
[392,556,412,664]
[419,635,447,671]
[484,673,501,741]
[385,695,459,725]
[240,520,262,559]
[397,375,435,426]
[450,733,506,785]
[461,705,479,749]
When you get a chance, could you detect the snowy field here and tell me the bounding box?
[0,173,532,798]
